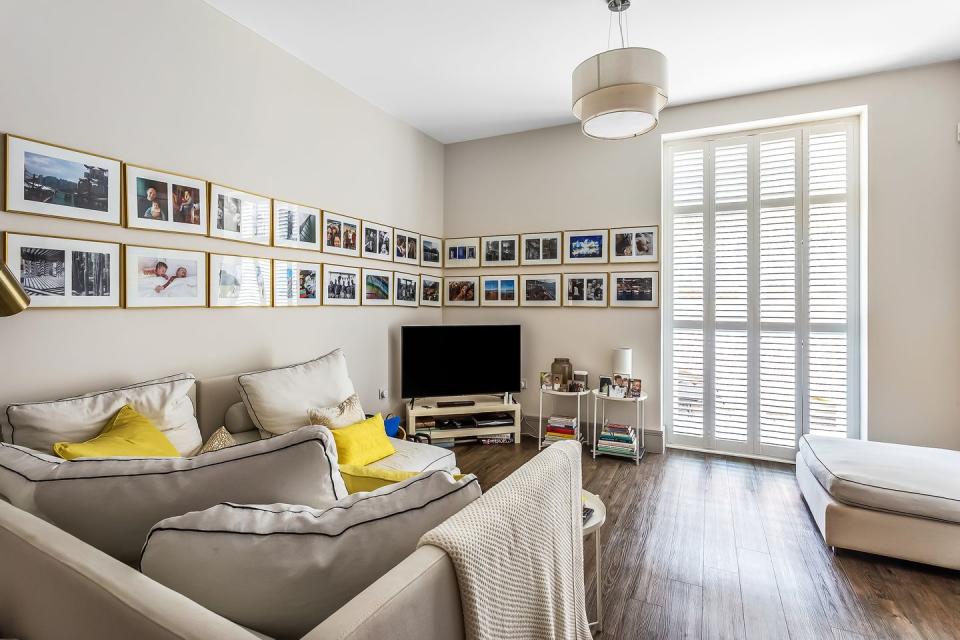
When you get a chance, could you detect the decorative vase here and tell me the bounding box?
[551,358,574,390]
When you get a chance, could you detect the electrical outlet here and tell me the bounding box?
[378,388,387,400]
[520,378,527,390]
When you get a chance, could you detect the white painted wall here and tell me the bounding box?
[0,0,444,416]
[443,62,960,450]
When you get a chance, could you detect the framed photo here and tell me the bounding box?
[361,268,392,306]
[520,274,561,307]
[5,135,121,225]
[124,245,207,308]
[323,211,361,257]
[209,254,271,307]
[273,201,321,251]
[209,184,271,246]
[563,272,608,307]
[445,277,479,306]
[598,375,613,396]
[611,374,629,398]
[563,229,608,264]
[420,274,442,307]
[445,237,480,268]
[520,231,562,266]
[125,165,207,235]
[361,220,393,262]
[274,260,321,307]
[611,225,659,263]
[4,232,120,308]
[421,235,443,267]
[628,379,643,398]
[481,234,519,267]
[610,271,659,308]
[393,272,419,308]
[393,229,420,266]
[323,264,360,306]
[480,275,518,307]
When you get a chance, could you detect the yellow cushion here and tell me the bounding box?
[53,404,181,460]
[339,465,420,494]
[330,414,396,466]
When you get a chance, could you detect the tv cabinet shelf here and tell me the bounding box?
[405,396,522,446]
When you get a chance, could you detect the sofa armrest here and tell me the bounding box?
[303,544,464,640]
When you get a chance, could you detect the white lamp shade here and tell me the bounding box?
[612,347,633,377]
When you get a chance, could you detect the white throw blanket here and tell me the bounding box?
[419,441,591,640]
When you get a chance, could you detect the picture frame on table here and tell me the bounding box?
[124,245,207,308]
[445,237,480,268]
[480,275,518,307]
[610,271,659,308]
[445,276,479,306]
[520,231,562,266]
[361,220,393,261]
[125,165,207,236]
[519,273,561,307]
[361,267,392,306]
[420,274,442,307]
[420,235,443,267]
[4,232,121,308]
[598,375,613,396]
[323,211,360,258]
[393,228,420,266]
[481,234,519,267]
[610,374,629,398]
[323,263,360,306]
[393,271,419,308]
[563,229,608,264]
[209,254,272,307]
[273,260,321,307]
[209,184,271,246]
[562,272,607,307]
[273,201,321,251]
[611,225,658,263]
[628,379,643,398]
[5,135,122,225]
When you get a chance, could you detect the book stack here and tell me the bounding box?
[544,415,578,443]
[596,422,638,457]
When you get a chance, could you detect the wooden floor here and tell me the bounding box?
[452,439,960,640]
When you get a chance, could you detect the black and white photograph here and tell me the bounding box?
[273,201,321,251]
[274,261,321,307]
[394,272,419,307]
[611,225,659,263]
[445,277,479,306]
[563,272,608,307]
[125,165,207,235]
[420,275,442,307]
[520,273,561,307]
[445,237,480,268]
[6,136,121,225]
[125,245,207,308]
[610,271,659,308]
[209,184,271,245]
[209,254,271,307]
[323,264,360,305]
[394,228,420,266]
[421,235,442,267]
[323,211,361,257]
[480,275,518,307]
[481,234,519,267]
[4,232,120,308]
[564,229,609,264]
[520,231,562,265]
[362,268,392,306]
[361,220,393,261]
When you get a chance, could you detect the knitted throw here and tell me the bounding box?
[419,441,591,640]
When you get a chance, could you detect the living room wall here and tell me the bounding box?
[443,61,960,451]
[0,0,444,415]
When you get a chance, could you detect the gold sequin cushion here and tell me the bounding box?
[307,393,366,429]
[197,426,237,455]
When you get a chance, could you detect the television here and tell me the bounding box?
[401,324,521,399]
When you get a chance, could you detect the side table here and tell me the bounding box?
[582,490,606,633]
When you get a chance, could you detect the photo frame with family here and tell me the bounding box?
[420,235,443,267]
[562,272,607,307]
[610,271,659,308]
[361,267,392,306]
[273,260,321,307]
[4,232,121,308]
[124,245,207,308]
[611,225,658,263]
[420,274,442,307]
[125,165,207,236]
[393,271,419,308]
[361,220,393,262]
[209,184,271,246]
[393,228,420,266]
[323,264,360,306]
[273,201,321,251]
[5,135,121,225]
[480,275,518,307]
[445,237,480,268]
[481,234,519,267]
[563,229,608,264]
[445,277,479,306]
[520,273,561,307]
[323,211,360,257]
[209,254,272,307]
[520,231,562,266]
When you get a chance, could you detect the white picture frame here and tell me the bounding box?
[481,234,519,267]
[273,201,321,252]
[610,225,659,263]
[520,231,562,266]
[361,220,393,262]
[209,254,272,307]
[124,245,207,308]
[420,274,442,307]
[393,271,419,307]
[563,229,609,264]
[519,273,561,307]
[420,235,443,268]
[562,272,608,307]
[273,260,321,307]
[610,271,659,308]
[445,237,480,268]
[393,228,421,266]
[209,184,271,246]
[445,276,479,306]
[480,275,519,307]
[323,264,360,306]
[361,267,393,306]
[125,165,207,236]
[6,135,121,225]
[323,211,361,258]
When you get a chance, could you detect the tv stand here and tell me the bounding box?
[405,396,522,446]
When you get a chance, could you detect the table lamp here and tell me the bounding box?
[612,347,632,378]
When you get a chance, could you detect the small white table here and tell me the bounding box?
[582,490,606,633]
[592,389,648,465]
[538,388,593,450]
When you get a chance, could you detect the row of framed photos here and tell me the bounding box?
[3,135,439,267]
[4,232,658,309]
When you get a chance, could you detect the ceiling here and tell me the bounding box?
[205,0,960,143]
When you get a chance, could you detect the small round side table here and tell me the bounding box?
[582,490,607,633]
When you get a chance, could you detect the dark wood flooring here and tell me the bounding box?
[452,439,960,640]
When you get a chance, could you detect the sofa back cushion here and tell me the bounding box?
[0,426,346,564]
[4,374,201,456]
[141,470,481,639]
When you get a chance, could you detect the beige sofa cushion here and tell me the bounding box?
[0,426,346,564]
[141,470,481,639]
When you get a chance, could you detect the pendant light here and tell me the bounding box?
[572,0,668,140]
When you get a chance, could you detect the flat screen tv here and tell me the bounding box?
[401,324,521,399]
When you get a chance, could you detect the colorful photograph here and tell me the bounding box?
[445,277,479,306]
[125,246,206,308]
[394,229,420,266]
[520,274,561,306]
[610,271,659,308]
[136,177,168,221]
[273,261,320,307]
[420,275,442,307]
[445,238,480,268]
[421,235,442,266]
[611,225,659,263]
[323,212,361,257]
[362,268,392,306]
[323,264,360,305]
[480,275,518,306]
[564,229,608,264]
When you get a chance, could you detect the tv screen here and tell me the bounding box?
[401,324,521,399]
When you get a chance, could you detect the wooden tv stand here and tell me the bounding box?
[405,396,522,446]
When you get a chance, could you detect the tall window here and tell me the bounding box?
[662,116,861,460]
